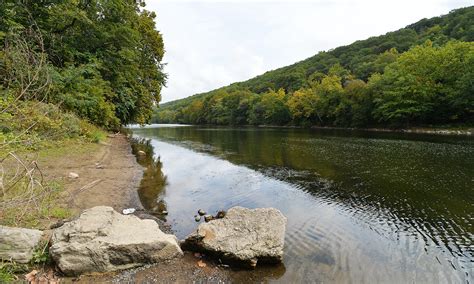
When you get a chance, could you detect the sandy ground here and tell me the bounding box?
[39,134,144,216]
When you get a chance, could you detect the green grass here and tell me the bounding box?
[49,207,71,219]
[0,180,70,229]
[0,262,28,283]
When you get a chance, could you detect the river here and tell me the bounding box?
[130,124,473,283]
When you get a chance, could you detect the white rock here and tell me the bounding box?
[137,150,146,156]
[182,206,287,268]
[0,226,43,263]
[68,172,79,179]
[50,206,183,276]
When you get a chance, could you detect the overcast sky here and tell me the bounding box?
[146,0,471,103]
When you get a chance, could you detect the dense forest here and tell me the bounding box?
[1,0,165,131]
[153,6,474,128]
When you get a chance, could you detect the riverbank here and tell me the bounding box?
[260,125,474,136]
[1,133,238,282]
[152,123,473,136]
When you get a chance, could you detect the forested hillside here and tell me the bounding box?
[1,0,165,131]
[154,6,474,128]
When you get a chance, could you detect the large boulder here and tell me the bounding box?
[50,206,183,276]
[0,226,43,263]
[182,206,287,268]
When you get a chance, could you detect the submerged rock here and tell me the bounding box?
[215,210,226,219]
[50,206,183,276]
[0,226,43,263]
[197,209,206,216]
[182,206,287,268]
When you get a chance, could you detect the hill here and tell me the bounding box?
[154,6,473,128]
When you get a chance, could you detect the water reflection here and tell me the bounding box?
[131,125,473,283]
[131,138,168,216]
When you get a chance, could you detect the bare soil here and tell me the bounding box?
[37,134,144,216]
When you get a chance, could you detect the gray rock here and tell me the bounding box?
[182,206,287,268]
[0,226,43,263]
[50,206,183,276]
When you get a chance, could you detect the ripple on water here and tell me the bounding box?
[132,127,473,283]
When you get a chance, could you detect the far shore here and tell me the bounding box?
[143,123,474,136]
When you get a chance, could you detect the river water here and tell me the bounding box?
[130,124,473,283]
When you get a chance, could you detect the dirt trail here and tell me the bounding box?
[39,134,143,215]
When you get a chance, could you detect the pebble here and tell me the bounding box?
[68,172,79,179]
[198,209,206,216]
[194,215,201,222]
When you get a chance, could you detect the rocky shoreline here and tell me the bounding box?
[1,206,287,280]
[0,136,288,282]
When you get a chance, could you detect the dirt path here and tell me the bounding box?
[39,134,143,216]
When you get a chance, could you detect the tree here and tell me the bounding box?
[259,89,291,125]
[372,40,474,126]
[1,0,166,127]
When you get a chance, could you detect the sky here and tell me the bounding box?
[145,0,472,103]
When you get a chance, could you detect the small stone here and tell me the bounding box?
[137,150,146,156]
[204,215,213,222]
[68,172,79,179]
[194,215,201,222]
[215,210,226,219]
[198,209,206,216]
[161,210,168,215]
[250,258,258,268]
[197,260,207,267]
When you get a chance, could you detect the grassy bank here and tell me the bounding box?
[1,100,107,228]
[0,100,109,281]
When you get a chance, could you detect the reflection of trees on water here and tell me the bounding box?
[133,127,474,258]
[131,138,168,216]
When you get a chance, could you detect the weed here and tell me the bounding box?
[31,241,50,265]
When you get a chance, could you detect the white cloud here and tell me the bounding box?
[145,0,472,102]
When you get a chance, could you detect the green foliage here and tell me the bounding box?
[372,40,474,126]
[49,207,72,219]
[154,7,474,128]
[31,241,50,265]
[0,262,28,283]
[0,97,106,152]
[1,0,165,128]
